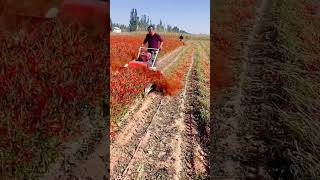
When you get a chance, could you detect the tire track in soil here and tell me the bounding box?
[111,42,207,179]
[241,0,282,178]
[238,0,270,177]
[212,0,272,179]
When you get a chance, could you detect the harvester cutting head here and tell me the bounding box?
[123,47,161,95]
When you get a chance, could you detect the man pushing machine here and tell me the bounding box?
[141,25,163,66]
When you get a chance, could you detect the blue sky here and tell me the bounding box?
[110,0,210,34]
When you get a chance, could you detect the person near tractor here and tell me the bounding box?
[179,34,184,41]
[141,25,163,64]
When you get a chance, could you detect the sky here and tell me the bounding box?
[110,0,210,34]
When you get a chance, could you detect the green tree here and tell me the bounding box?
[167,24,172,32]
[139,14,149,31]
[135,9,139,30]
[126,9,187,33]
[172,26,180,32]
[110,18,112,32]
[129,8,139,31]
[147,16,150,25]
[157,19,164,31]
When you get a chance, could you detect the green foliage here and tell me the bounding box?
[273,0,320,178]
[110,17,112,31]
[129,8,139,32]
[113,8,187,33]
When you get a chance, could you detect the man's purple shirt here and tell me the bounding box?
[143,33,163,49]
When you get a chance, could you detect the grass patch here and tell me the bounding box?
[271,0,320,178]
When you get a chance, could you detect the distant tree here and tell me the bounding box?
[129,9,134,31]
[123,8,187,33]
[110,18,112,31]
[138,14,149,31]
[167,24,172,32]
[172,26,180,32]
[120,24,129,31]
[147,16,150,25]
[157,19,164,31]
[129,8,139,31]
[138,15,142,31]
[179,30,188,34]
[134,9,139,30]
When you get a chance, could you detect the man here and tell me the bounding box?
[141,25,163,66]
[179,34,184,41]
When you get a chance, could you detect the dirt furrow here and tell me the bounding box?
[183,42,210,179]
[212,0,271,179]
[238,0,283,178]
[110,93,163,179]
[120,95,184,179]
[157,46,184,70]
[160,48,186,72]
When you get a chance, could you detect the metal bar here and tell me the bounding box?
[139,47,159,50]
[137,47,142,59]
[151,51,159,67]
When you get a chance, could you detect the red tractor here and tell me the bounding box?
[124,47,160,71]
[123,46,163,94]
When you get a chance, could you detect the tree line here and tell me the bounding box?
[111,8,187,33]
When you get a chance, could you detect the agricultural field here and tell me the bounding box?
[0,3,108,180]
[212,0,320,179]
[110,33,210,179]
[110,33,184,134]
[110,33,182,70]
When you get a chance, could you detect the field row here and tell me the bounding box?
[194,41,210,124]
